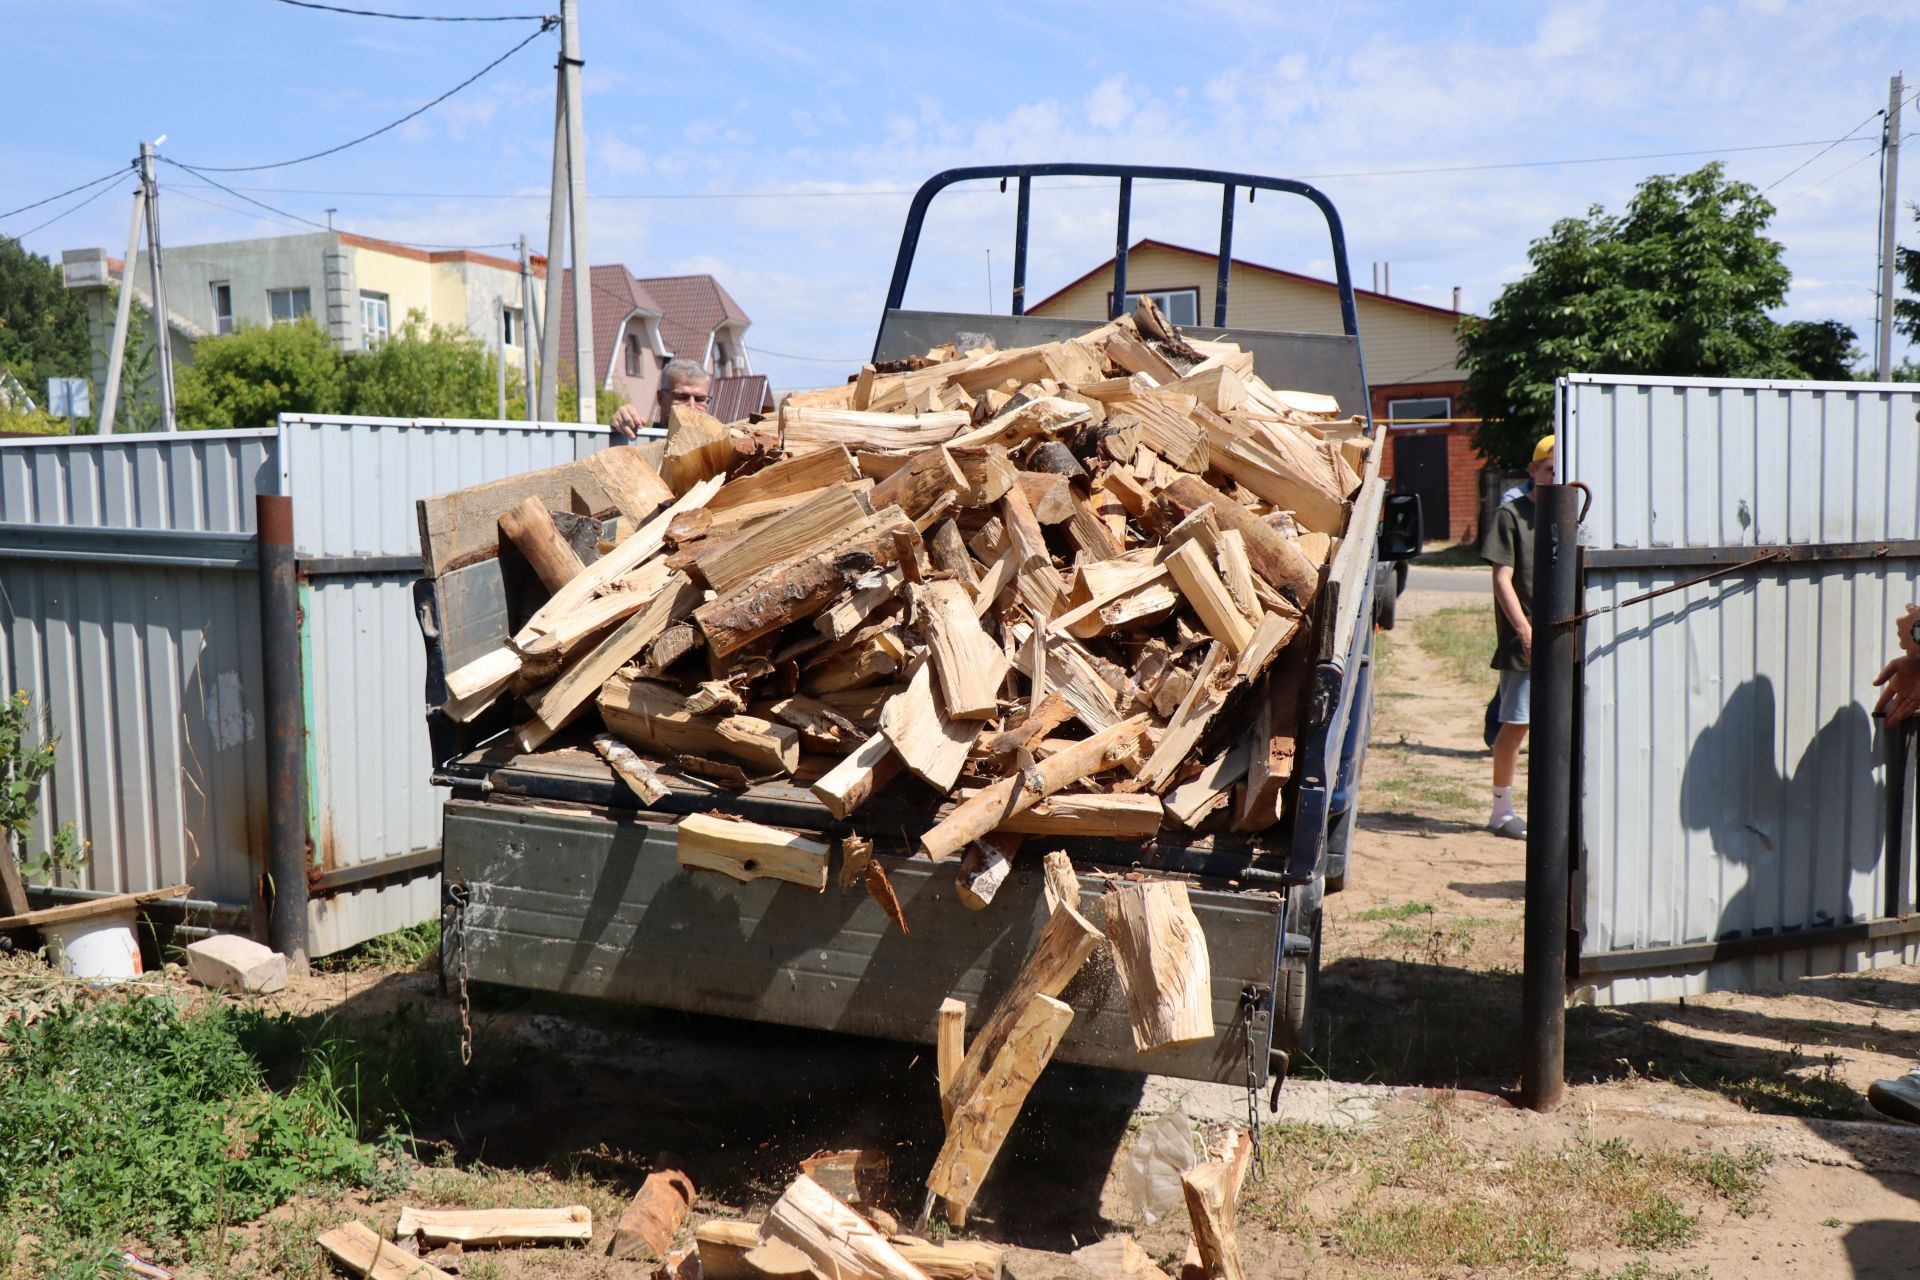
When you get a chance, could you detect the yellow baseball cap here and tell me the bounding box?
[1532,435,1556,465]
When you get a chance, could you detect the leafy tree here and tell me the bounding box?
[1463,164,1854,467]
[1896,201,1920,350]
[346,310,497,418]
[0,239,90,395]
[175,317,347,430]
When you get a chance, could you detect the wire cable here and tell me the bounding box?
[164,18,554,173]
[164,160,516,251]
[269,0,549,19]
[1,166,131,221]
[744,343,867,366]
[2,177,134,245]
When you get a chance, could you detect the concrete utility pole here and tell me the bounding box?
[1877,72,1905,379]
[517,234,536,422]
[96,176,146,436]
[138,141,178,431]
[560,0,595,424]
[538,72,567,420]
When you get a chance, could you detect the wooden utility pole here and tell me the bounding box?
[559,0,595,424]
[96,172,145,436]
[1877,72,1905,378]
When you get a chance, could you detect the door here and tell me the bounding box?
[1390,432,1448,542]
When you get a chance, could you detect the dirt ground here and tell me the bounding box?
[153,570,1920,1277]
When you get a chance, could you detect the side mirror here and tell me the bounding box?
[1379,492,1423,560]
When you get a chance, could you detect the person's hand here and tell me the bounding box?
[1874,654,1920,726]
[1519,620,1533,663]
[609,403,645,440]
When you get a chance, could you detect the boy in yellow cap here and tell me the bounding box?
[1481,435,1557,838]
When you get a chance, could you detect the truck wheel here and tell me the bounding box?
[1324,804,1358,894]
[1375,571,1399,630]
[1275,900,1322,1056]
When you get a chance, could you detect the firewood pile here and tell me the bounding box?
[429,298,1372,873]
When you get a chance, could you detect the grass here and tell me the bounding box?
[1410,605,1500,692]
[1245,1106,1767,1275]
[314,919,440,974]
[1366,742,1485,817]
[1415,541,1490,569]
[1356,901,1436,922]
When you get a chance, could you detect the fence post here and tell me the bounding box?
[257,494,310,968]
[1522,483,1579,1111]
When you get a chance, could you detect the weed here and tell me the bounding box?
[1409,605,1499,692]
[1824,1216,1843,1228]
[1688,1146,1771,1216]
[1619,1194,1698,1250]
[1356,901,1435,922]
[313,920,440,974]
[1581,1259,1711,1280]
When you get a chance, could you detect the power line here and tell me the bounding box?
[1776,143,1884,209]
[269,0,549,19]
[163,159,516,251]
[2,177,134,246]
[1,166,131,221]
[164,18,554,173]
[1761,86,1920,195]
[745,343,866,366]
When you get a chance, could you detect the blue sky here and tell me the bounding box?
[6,0,1916,390]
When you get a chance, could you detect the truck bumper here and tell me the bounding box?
[442,798,1285,1086]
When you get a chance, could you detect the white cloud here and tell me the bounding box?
[593,133,651,177]
[1086,76,1130,130]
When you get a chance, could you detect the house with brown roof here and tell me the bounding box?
[1029,239,1486,542]
[558,267,763,423]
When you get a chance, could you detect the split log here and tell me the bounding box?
[799,1148,892,1209]
[870,446,969,519]
[879,660,982,792]
[937,997,967,1126]
[1164,742,1251,828]
[694,1220,763,1278]
[919,715,1149,862]
[317,1221,454,1280]
[1013,471,1074,524]
[954,833,1020,911]
[601,675,801,774]
[1180,1160,1246,1280]
[1041,850,1079,915]
[889,1236,1005,1280]
[925,993,1074,1220]
[527,572,703,731]
[761,1174,931,1280]
[1179,1130,1253,1280]
[1104,880,1214,1052]
[676,813,829,891]
[1073,1235,1172,1279]
[1157,475,1318,608]
[817,567,906,641]
[595,733,669,804]
[743,1238,817,1277]
[912,580,1010,720]
[610,1164,697,1261]
[1235,659,1302,832]
[781,404,970,454]
[1164,542,1255,654]
[394,1206,593,1247]
[978,690,1074,759]
[809,731,901,819]
[443,645,521,711]
[695,483,876,594]
[499,495,587,592]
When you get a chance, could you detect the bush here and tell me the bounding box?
[347,312,498,419]
[175,317,348,430]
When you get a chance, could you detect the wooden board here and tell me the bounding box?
[317,1221,454,1280]
[394,1205,593,1246]
[677,813,830,891]
[0,883,189,931]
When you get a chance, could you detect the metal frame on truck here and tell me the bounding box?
[424,164,1414,1089]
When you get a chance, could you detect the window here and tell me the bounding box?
[502,306,522,347]
[1387,397,1451,425]
[1111,287,1200,327]
[268,287,312,325]
[359,291,389,347]
[625,334,642,376]
[210,282,233,335]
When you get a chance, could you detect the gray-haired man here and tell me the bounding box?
[609,357,710,440]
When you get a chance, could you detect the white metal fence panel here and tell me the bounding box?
[1562,375,1920,1004]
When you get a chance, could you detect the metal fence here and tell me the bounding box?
[1560,374,1920,1004]
[0,416,607,954]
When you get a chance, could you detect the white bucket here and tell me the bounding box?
[43,909,143,981]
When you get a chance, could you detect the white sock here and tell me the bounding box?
[1490,785,1515,826]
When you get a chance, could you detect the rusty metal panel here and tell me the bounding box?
[1562,376,1920,1004]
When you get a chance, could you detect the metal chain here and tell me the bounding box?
[448,883,473,1066]
[1240,984,1266,1181]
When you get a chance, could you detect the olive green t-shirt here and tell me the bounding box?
[1484,486,1536,672]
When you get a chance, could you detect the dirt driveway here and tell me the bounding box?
[179,570,1920,1278]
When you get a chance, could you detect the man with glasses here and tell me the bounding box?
[609,357,710,441]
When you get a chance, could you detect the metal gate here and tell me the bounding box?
[1561,374,1920,1005]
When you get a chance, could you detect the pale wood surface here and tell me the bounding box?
[762,1175,932,1280]
[676,813,830,891]
[926,993,1074,1217]
[498,494,587,592]
[1180,1160,1247,1280]
[942,901,1102,1113]
[527,572,701,731]
[919,715,1148,862]
[912,580,1009,720]
[878,661,981,792]
[600,675,800,774]
[393,1205,592,1246]
[317,1221,454,1280]
[1104,880,1215,1053]
[609,1166,697,1261]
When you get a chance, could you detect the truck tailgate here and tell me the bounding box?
[443,797,1283,1084]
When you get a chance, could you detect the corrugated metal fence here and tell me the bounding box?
[0,415,606,954]
[1561,374,1920,1004]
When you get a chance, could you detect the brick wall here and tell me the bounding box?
[1369,379,1485,544]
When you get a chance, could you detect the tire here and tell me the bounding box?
[1324,804,1357,894]
[1275,897,1323,1057]
[1395,557,1410,593]
[1375,570,1399,630]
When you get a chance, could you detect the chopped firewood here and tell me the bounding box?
[781,405,971,454]
[1180,1160,1246,1280]
[1013,471,1074,524]
[695,483,877,594]
[707,444,861,523]
[1164,742,1251,828]
[1104,880,1214,1052]
[1157,474,1317,608]
[920,715,1149,862]
[984,791,1163,839]
[810,731,901,819]
[839,834,874,891]
[762,1175,929,1280]
[866,857,909,934]
[880,660,983,792]
[926,993,1074,1222]
[664,403,735,496]
[954,833,1020,911]
[911,580,1010,720]
[937,998,967,1126]
[601,676,801,774]
[1164,542,1255,654]
[799,1148,891,1209]
[1073,1235,1172,1279]
[498,495,587,592]
[1179,1130,1253,1280]
[528,573,703,732]
[925,518,980,589]
[394,1206,592,1247]
[1041,850,1079,915]
[609,1163,697,1262]
[889,1235,1005,1280]
[318,1221,453,1280]
[676,813,829,891]
[743,1238,818,1276]
[595,733,669,804]
[871,446,970,519]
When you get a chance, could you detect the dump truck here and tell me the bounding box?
[418,164,1421,1093]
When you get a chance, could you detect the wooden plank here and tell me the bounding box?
[0,883,189,932]
[707,445,860,519]
[762,1175,932,1280]
[695,483,876,594]
[416,456,622,578]
[878,661,982,792]
[780,405,970,453]
[600,675,801,774]
[1105,880,1215,1053]
[394,1205,593,1246]
[926,993,1074,1219]
[527,571,702,731]
[316,1221,454,1280]
[676,813,830,891]
[912,580,1009,720]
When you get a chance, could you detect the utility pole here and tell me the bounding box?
[138,141,178,431]
[559,0,595,424]
[517,234,536,422]
[97,173,146,436]
[538,71,567,420]
[1877,71,1905,379]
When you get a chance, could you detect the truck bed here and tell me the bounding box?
[439,747,1286,1083]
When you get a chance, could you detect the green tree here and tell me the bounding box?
[0,239,90,395]
[346,310,497,418]
[1896,201,1920,347]
[1463,164,1854,467]
[175,317,348,430]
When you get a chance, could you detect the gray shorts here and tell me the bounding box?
[1496,670,1531,726]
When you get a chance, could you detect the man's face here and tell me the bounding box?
[658,376,710,421]
[1528,455,1555,488]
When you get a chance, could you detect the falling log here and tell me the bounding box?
[608,1163,696,1261]
[809,731,902,819]
[676,813,830,891]
[498,495,587,592]
[925,994,1074,1220]
[954,833,1020,911]
[1180,1160,1246,1280]
[663,403,735,496]
[1104,880,1214,1053]
[761,1175,932,1280]
[1040,850,1079,915]
[1179,1130,1253,1280]
[937,997,967,1126]
[919,715,1149,862]
[1158,474,1318,608]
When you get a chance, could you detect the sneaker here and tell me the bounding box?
[1489,814,1527,840]
[1868,1070,1920,1124]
